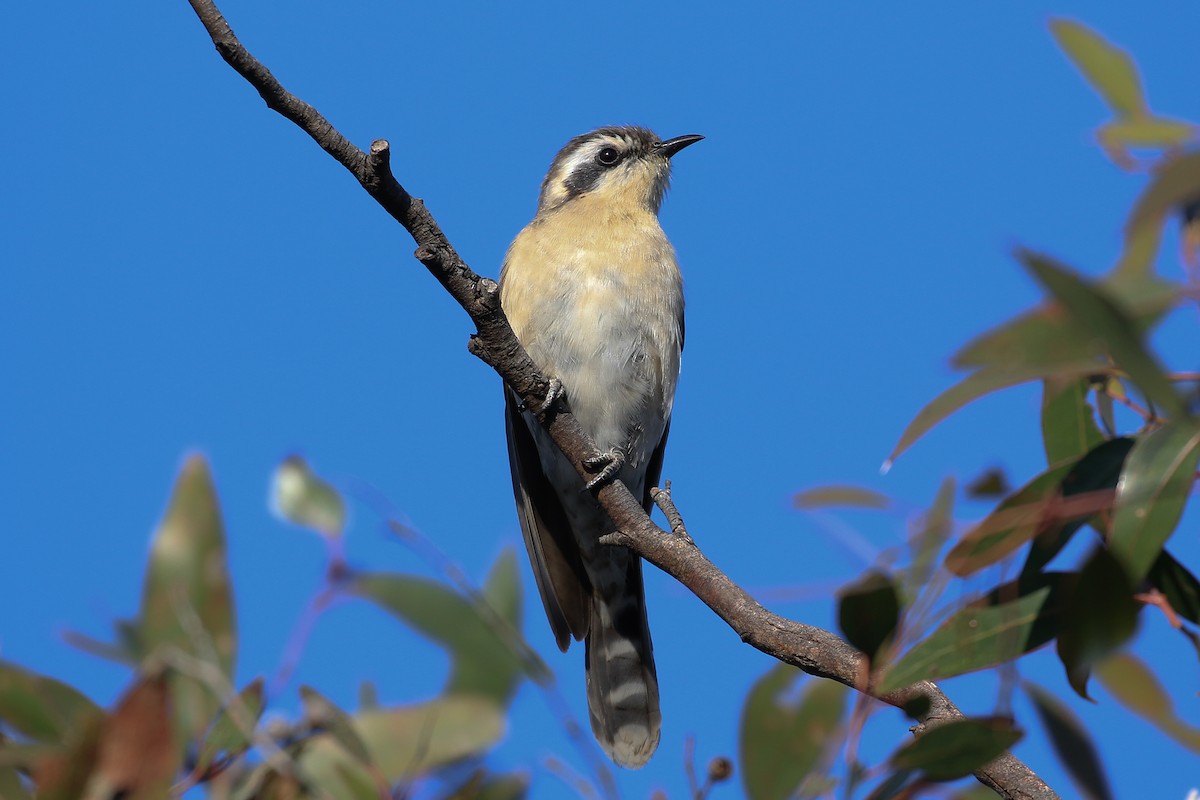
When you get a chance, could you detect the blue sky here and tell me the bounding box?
[4,1,1199,797]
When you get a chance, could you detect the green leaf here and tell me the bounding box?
[270,454,347,538]
[953,306,1098,373]
[26,715,104,800]
[1110,422,1200,582]
[1021,251,1185,420]
[1042,376,1105,465]
[194,678,266,774]
[879,575,1067,694]
[1096,653,1200,753]
[329,762,384,800]
[946,461,1075,577]
[1049,18,1145,117]
[890,717,1022,782]
[1148,549,1200,625]
[1098,117,1196,151]
[475,773,531,800]
[0,662,103,743]
[300,685,373,765]
[1022,437,1135,579]
[792,485,891,510]
[964,467,1010,500]
[1024,680,1113,800]
[954,264,1175,373]
[1110,223,1164,290]
[296,695,507,784]
[350,549,538,703]
[905,477,955,597]
[1055,548,1139,699]
[739,667,847,800]
[138,455,237,743]
[887,363,1098,467]
[60,630,138,666]
[1127,150,1200,244]
[0,765,32,800]
[863,770,916,800]
[440,771,531,800]
[949,784,1014,799]
[838,571,900,664]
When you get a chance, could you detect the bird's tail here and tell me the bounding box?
[584,551,661,769]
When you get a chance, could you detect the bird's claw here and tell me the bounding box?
[538,377,565,416]
[583,448,625,491]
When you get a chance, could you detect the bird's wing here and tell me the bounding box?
[504,387,591,651]
[643,306,682,511]
[642,419,671,513]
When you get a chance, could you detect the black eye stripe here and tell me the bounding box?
[561,143,628,198]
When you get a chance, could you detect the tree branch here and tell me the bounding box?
[184,3,1058,797]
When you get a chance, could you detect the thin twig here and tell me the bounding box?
[651,481,690,541]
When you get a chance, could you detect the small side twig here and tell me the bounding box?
[651,481,692,543]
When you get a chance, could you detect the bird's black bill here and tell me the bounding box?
[655,134,704,158]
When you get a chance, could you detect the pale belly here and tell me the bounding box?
[524,294,676,473]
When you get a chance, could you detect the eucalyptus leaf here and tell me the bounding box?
[946,461,1075,577]
[271,455,347,538]
[879,575,1068,694]
[194,678,266,774]
[739,666,847,800]
[1127,150,1200,244]
[1041,376,1105,465]
[1098,117,1196,151]
[1022,437,1135,579]
[887,363,1098,467]
[0,662,102,744]
[350,549,537,703]
[1024,680,1113,800]
[0,766,32,800]
[1055,548,1139,700]
[1096,654,1200,753]
[838,571,900,664]
[300,685,373,765]
[905,478,955,597]
[138,455,237,742]
[1147,550,1200,625]
[1110,421,1200,582]
[1049,18,1145,117]
[793,485,891,510]
[890,717,1021,782]
[1020,251,1184,420]
[296,695,507,785]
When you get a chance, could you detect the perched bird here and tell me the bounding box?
[499,126,701,768]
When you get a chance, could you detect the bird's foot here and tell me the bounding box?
[538,377,565,416]
[583,448,625,491]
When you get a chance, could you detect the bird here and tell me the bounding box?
[498,125,701,768]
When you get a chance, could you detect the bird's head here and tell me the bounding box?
[537,126,703,215]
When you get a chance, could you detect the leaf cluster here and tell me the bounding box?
[756,19,1200,800]
[0,455,536,799]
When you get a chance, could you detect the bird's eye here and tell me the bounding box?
[596,146,621,166]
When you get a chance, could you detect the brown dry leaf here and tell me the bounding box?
[87,673,181,799]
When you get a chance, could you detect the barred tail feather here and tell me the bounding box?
[584,557,661,769]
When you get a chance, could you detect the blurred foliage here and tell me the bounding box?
[0,455,534,798]
[2,16,1199,800]
[776,16,1200,800]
